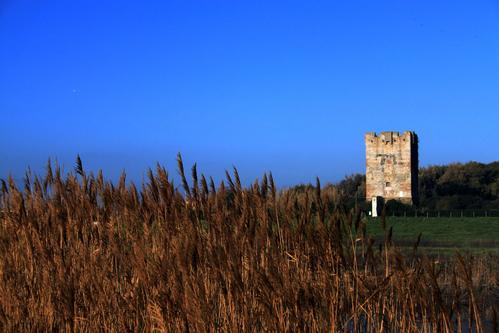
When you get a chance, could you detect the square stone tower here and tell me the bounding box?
[365,131,418,205]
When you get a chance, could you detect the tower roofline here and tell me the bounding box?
[365,131,416,137]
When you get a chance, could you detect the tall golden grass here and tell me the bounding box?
[0,155,497,332]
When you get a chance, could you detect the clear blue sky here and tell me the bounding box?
[1,0,498,186]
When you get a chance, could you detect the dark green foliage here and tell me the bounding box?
[419,161,499,210]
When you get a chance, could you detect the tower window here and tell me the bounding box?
[386,182,391,187]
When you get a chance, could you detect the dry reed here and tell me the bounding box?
[0,156,497,332]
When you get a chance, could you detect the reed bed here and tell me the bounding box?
[0,155,497,332]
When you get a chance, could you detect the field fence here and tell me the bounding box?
[385,209,499,218]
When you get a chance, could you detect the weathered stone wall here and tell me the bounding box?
[365,131,418,204]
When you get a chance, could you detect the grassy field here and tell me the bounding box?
[366,216,499,254]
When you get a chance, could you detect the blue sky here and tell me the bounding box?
[1,0,498,186]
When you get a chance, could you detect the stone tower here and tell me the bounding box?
[365,131,418,206]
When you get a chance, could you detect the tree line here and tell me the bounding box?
[291,161,499,211]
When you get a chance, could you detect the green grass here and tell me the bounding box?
[365,217,499,254]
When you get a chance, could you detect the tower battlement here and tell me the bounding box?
[365,131,418,205]
[365,131,417,145]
